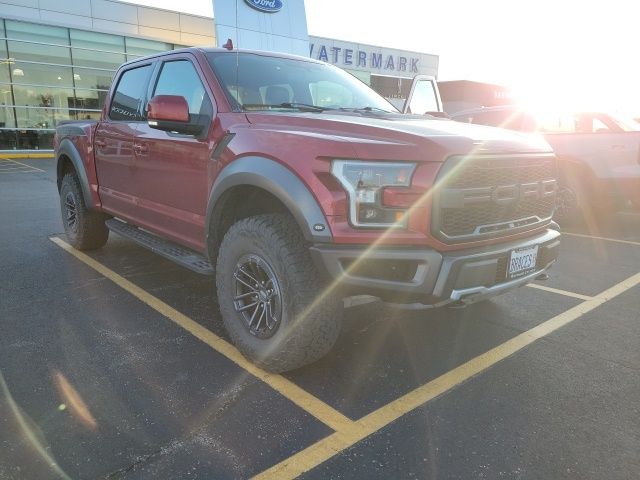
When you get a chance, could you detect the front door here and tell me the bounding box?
[132,56,215,252]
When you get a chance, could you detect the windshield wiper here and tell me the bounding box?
[242,102,328,112]
[339,106,396,114]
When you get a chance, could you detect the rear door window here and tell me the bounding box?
[109,64,152,121]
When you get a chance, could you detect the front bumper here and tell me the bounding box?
[310,228,561,307]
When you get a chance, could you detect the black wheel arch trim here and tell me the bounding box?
[206,156,332,247]
[56,138,94,209]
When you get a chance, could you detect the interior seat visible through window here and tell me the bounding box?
[265,85,291,105]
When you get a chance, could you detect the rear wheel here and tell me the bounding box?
[216,214,342,372]
[59,173,109,250]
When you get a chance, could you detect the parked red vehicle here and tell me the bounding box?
[451,106,640,220]
[55,48,560,371]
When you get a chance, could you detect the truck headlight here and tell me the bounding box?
[331,160,416,228]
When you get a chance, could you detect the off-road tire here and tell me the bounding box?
[216,213,342,372]
[60,173,109,250]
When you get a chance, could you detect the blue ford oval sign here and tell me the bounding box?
[244,0,283,13]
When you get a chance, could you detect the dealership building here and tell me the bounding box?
[0,0,439,150]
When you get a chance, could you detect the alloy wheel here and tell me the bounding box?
[232,254,282,338]
[64,191,79,234]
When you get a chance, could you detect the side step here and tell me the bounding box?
[106,218,214,275]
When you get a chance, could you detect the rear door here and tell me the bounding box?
[95,63,154,221]
[402,75,443,115]
[132,54,215,252]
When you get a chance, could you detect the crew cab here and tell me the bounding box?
[451,106,640,220]
[55,48,560,372]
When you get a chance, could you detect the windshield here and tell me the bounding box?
[206,52,397,113]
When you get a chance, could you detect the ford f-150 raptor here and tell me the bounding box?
[55,48,560,372]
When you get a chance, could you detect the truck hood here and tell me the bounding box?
[244,111,553,162]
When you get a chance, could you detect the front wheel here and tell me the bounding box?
[554,184,580,223]
[215,214,342,372]
[59,173,109,250]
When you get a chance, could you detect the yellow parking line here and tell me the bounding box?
[0,153,53,159]
[526,283,594,301]
[254,270,640,479]
[563,231,640,247]
[49,236,355,433]
[0,158,46,172]
[0,167,36,172]
[0,169,39,174]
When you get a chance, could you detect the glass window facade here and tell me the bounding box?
[0,18,186,150]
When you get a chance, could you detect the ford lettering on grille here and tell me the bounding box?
[441,180,557,209]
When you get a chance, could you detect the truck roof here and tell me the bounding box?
[120,46,326,69]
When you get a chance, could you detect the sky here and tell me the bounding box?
[123,0,640,115]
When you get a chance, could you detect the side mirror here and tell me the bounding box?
[147,95,203,135]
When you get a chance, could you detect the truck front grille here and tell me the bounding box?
[433,154,557,243]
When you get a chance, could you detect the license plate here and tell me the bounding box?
[508,245,539,279]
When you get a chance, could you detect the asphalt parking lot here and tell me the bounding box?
[1,157,639,480]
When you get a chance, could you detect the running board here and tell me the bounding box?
[105,219,214,275]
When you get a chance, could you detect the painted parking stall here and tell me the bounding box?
[1,159,639,478]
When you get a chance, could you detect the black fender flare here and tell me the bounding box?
[56,137,94,209]
[205,156,332,247]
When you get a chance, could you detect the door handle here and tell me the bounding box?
[95,139,106,148]
[134,143,148,154]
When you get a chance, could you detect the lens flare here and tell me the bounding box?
[53,371,97,431]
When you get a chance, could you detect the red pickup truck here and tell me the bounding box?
[55,48,560,372]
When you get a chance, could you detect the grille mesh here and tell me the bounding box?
[437,156,556,238]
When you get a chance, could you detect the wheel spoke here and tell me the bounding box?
[250,261,267,284]
[234,274,257,291]
[237,301,259,312]
[234,291,257,301]
[255,304,267,331]
[265,301,277,329]
[238,266,261,287]
[248,302,261,328]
